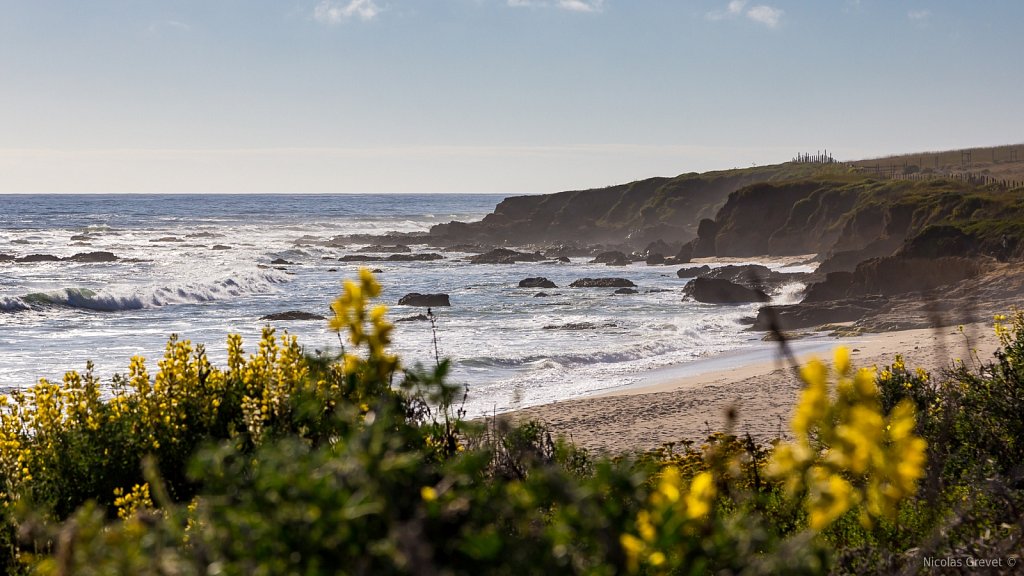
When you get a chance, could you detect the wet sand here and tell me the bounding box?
[505,323,1001,454]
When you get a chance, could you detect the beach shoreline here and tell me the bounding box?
[505,322,1001,454]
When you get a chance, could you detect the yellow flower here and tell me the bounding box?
[420,486,438,502]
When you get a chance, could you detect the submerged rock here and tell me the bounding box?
[260,311,326,321]
[270,258,295,265]
[15,254,61,263]
[396,314,430,322]
[542,322,617,330]
[398,293,450,307]
[211,245,232,251]
[519,277,557,289]
[151,236,183,243]
[569,278,636,288]
[614,288,638,295]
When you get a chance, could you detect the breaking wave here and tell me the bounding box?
[0,270,288,314]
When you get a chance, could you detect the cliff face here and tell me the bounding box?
[428,163,840,249]
[690,176,1024,266]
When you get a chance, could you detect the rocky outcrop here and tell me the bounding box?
[398,293,451,307]
[469,249,546,264]
[357,244,411,253]
[260,311,326,321]
[683,278,768,304]
[519,277,557,289]
[804,256,984,302]
[751,298,887,331]
[676,265,711,278]
[270,258,295,265]
[614,288,638,294]
[569,278,636,288]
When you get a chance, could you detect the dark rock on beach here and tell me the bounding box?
[469,248,546,264]
[398,293,451,307]
[684,277,768,304]
[260,311,326,321]
[519,277,557,289]
[569,278,636,288]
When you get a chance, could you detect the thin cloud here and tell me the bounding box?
[508,0,605,13]
[746,5,783,27]
[907,9,931,22]
[314,0,381,24]
[706,1,783,28]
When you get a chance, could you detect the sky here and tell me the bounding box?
[1,0,1022,193]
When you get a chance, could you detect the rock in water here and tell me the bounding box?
[396,314,430,322]
[519,277,557,289]
[676,265,711,278]
[260,311,326,321]
[469,249,546,264]
[66,251,118,263]
[684,277,767,304]
[589,251,631,266]
[569,278,636,288]
[270,258,295,265]
[398,293,451,307]
[614,288,638,294]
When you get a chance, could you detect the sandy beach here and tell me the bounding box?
[507,322,1002,454]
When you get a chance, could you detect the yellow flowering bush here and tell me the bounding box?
[769,347,927,530]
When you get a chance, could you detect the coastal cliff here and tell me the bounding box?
[427,163,841,249]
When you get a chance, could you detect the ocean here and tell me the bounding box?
[0,193,809,417]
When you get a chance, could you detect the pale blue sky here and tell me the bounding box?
[1,0,1021,193]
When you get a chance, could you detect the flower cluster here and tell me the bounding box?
[620,468,716,573]
[769,347,928,529]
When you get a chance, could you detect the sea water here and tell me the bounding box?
[0,194,809,417]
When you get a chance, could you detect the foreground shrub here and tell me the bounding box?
[1,273,1021,574]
